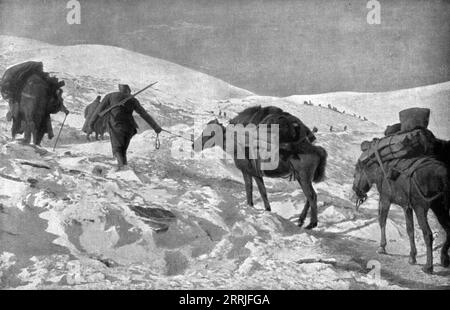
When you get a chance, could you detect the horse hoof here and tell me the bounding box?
[422,266,433,274]
[305,222,317,230]
[265,208,271,212]
[298,220,304,228]
[376,247,387,255]
[408,257,417,265]
[441,255,450,268]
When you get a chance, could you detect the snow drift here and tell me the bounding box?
[0,36,449,289]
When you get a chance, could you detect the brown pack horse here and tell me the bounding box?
[194,106,327,229]
[352,157,449,274]
[15,73,65,145]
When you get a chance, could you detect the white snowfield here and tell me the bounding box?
[285,83,450,139]
[0,36,449,289]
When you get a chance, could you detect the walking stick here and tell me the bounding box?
[53,113,68,151]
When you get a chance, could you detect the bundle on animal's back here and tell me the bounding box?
[361,107,438,165]
[229,105,316,147]
[0,61,64,104]
[1,61,44,101]
[360,129,438,164]
[399,108,430,132]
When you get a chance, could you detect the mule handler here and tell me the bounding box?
[87,84,162,171]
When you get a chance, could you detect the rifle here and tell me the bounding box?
[98,81,158,117]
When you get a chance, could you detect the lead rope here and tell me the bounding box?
[161,128,193,142]
[154,129,195,150]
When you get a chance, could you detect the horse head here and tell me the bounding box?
[48,87,65,111]
[351,160,371,210]
[192,118,225,152]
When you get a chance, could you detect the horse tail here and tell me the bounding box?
[313,145,328,183]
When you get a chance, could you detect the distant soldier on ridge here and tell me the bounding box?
[87,84,162,171]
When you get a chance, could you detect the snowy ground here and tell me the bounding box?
[0,36,449,289]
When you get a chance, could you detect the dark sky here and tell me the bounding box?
[1,0,449,96]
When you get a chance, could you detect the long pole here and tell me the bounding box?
[53,113,67,151]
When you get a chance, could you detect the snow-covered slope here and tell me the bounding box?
[0,37,449,289]
[285,83,450,139]
[0,36,252,103]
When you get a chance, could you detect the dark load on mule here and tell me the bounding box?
[2,61,68,145]
[400,107,430,132]
[384,108,431,137]
[360,128,437,164]
[0,61,64,104]
[360,108,438,165]
[1,61,44,102]
[229,105,317,159]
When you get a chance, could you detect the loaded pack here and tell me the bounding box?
[0,61,65,103]
[359,108,440,168]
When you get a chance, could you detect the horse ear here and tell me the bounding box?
[361,140,370,151]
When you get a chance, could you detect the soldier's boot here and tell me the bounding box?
[114,152,125,171]
[121,152,129,170]
[123,152,128,165]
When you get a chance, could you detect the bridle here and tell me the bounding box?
[354,163,370,209]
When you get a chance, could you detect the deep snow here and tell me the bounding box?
[0,36,449,289]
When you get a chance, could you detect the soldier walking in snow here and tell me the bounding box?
[82,95,106,141]
[87,84,162,171]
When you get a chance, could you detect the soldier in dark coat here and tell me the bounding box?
[88,84,162,171]
[82,95,106,141]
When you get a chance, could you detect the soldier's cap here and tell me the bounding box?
[118,84,131,93]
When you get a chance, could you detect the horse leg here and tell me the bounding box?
[404,207,417,264]
[23,121,33,144]
[297,175,318,230]
[35,129,45,146]
[32,122,39,145]
[376,198,391,254]
[254,176,271,211]
[430,204,450,268]
[298,200,310,228]
[414,207,434,274]
[242,171,254,207]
